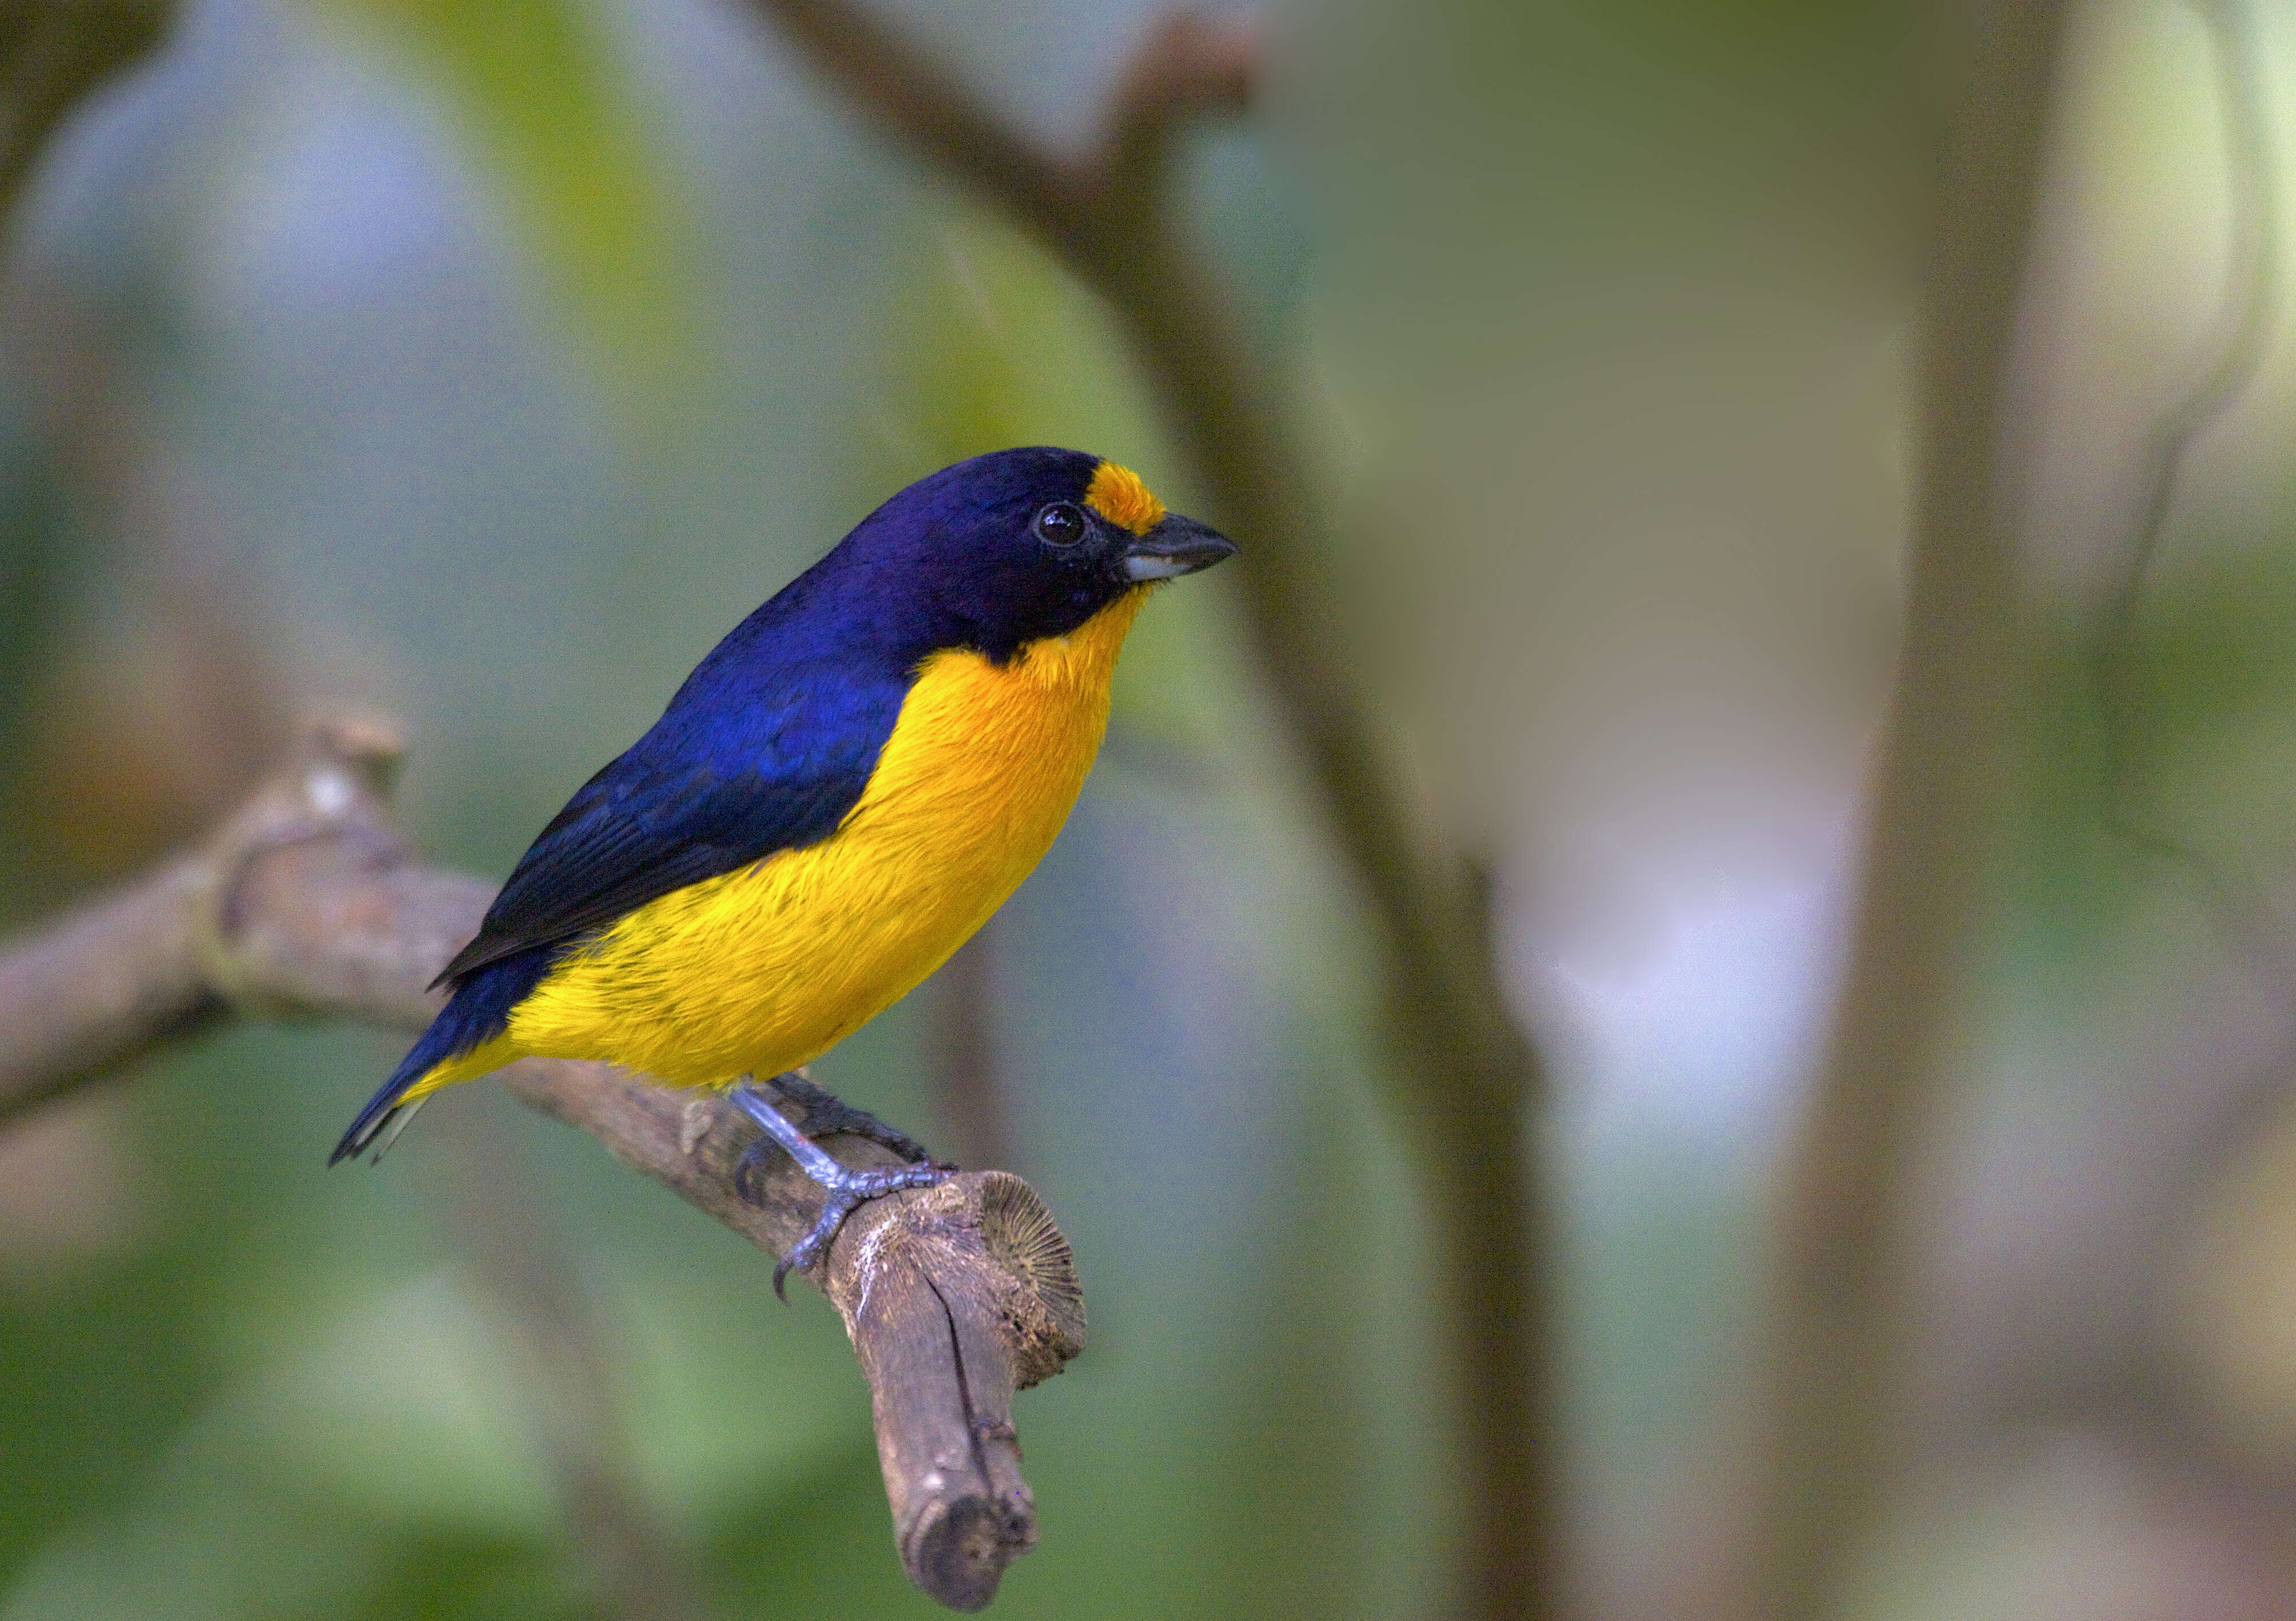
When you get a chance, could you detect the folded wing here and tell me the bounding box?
[434,671,905,985]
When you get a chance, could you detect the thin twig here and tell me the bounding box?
[0,717,1086,1612]
[1746,4,2071,1618]
[2093,0,2283,967]
[0,0,172,232]
[928,926,1013,1173]
[740,6,1555,1615]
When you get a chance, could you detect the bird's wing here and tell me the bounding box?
[433,680,898,986]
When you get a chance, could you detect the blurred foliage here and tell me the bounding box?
[2009,540,2296,992]
[296,0,704,408]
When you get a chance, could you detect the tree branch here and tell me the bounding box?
[927,926,1013,1173]
[1744,3,2069,1617]
[1,0,173,229]
[0,717,1085,1613]
[741,7,1555,1616]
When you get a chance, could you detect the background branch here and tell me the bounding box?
[1745,3,2070,1617]
[0,0,172,227]
[929,926,1013,1173]
[0,717,1085,1613]
[741,6,1556,1615]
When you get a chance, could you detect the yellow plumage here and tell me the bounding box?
[401,585,1153,1101]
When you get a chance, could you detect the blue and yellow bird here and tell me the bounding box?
[333,447,1234,1284]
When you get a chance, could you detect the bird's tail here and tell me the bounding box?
[330,1019,461,1166]
[330,1010,518,1166]
[332,947,557,1166]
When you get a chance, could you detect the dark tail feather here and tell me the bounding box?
[330,1019,459,1165]
[332,945,560,1167]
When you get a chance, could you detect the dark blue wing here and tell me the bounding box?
[431,669,904,986]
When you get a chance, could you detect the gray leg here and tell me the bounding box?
[730,1078,950,1299]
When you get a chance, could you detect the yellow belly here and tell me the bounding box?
[411,587,1151,1098]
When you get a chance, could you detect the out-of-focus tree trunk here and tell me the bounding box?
[1746,3,2069,1617]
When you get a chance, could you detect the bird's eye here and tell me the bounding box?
[1032,502,1088,547]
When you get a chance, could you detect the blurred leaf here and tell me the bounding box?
[869,213,1165,477]
[296,0,701,410]
[240,1272,560,1532]
[2119,545,2296,768]
[608,1266,873,1526]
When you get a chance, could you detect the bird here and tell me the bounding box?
[331,447,1235,1289]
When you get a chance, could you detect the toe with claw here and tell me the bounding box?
[727,1076,954,1300]
[768,1069,939,1165]
[771,1159,951,1299]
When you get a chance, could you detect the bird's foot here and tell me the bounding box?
[728,1078,953,1300]
[763,1068,937,1165]
[770,1160,950,1298]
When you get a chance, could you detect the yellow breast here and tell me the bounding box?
[493,586,1153,1087]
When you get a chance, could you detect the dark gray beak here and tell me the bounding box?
[1120,514,1237,582]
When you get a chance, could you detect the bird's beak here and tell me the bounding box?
[1120,514,1238,582]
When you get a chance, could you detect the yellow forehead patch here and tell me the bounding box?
[1084,460,1165,536]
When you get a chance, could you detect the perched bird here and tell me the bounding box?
[333,447,1234,1286]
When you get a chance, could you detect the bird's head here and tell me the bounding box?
[838,447,1236,664]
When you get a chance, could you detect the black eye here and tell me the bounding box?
[1032,502,1088,547]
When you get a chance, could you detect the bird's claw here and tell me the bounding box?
[733,1134,775,1205]
[734,1131,953,1205]
[766,1071,936,1164]
[771,1161,953,1300]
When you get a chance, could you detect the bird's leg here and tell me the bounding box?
[729,1076,951,1299]
[763,1068,939,1165]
